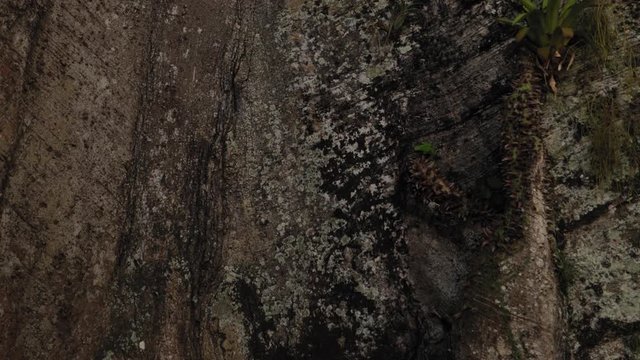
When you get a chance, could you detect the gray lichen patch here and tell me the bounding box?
[564,200,640,356]
[540,2,640,356]
[207,1,424,358]
[542,79,639,224]
[542,0,639,212]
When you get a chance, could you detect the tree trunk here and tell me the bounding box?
[1,1,639,359]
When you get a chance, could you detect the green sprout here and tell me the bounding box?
[517,82,533,92]
[414,141,436,156]
[378,1,416,43]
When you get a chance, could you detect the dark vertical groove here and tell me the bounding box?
[183,11,249,357]
[0,1,52,355]
[0,0,53,219]
[107,1,251,358]
[114,3,160,270]
[94,3,164,358]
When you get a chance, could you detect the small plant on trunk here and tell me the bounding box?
[500,0,594,92]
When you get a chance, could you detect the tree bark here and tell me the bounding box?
[1,0,639,359]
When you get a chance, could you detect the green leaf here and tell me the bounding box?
[498,11,528,26]
[414,142,436,156]
[520,0,538,12]
[546,0,562,33]
[512,12,528,25]
[498,17,516,25]
[516,27,529,42]
[559,0,577,23]
[526,10,549,46]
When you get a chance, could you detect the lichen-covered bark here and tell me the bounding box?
[2,1,425,358]
[541,2,640,354]
[2,0,639,359]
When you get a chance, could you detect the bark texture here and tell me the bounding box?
[1,0,639,359]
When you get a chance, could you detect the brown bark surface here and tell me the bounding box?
[2,1,639,359]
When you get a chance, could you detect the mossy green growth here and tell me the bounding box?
[517,82,533,93]
[580,0,616,65]
[585,93,632,186]
[414,141,436,156]
[377,1,416,44]
[571,0,640,186]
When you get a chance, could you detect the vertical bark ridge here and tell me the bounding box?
[102,1,253,358]
[0,0,53,217]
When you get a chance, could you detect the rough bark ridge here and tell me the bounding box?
[101,1,251,358]
[1,0,145,358]
[451,50,562,359]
